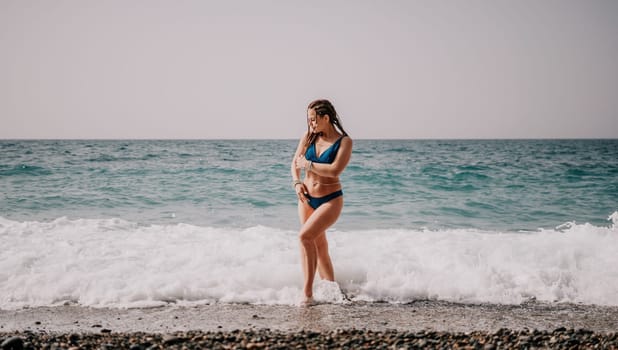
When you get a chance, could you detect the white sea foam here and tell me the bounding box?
[0,213,617,310]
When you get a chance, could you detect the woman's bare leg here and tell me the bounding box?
[298,197,343,299]
[298,203,335,281]
[315,232,334,281]
[298,201,312,285]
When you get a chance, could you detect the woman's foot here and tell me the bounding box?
[299,296,316,307]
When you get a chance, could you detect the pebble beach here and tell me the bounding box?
[2,328,618,350]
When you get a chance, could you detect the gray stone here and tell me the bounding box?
[1,337,24,350]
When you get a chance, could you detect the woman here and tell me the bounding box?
[290,99,353,306]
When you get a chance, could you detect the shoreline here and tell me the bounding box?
[2,301,617,349]
[1,301,617,334]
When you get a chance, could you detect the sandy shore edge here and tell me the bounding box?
[1,301,617,334]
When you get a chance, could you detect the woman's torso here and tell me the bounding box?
[304,135,345,197]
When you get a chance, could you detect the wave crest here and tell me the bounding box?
[0,215,617,309]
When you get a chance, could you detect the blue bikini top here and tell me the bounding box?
[305,135,345,164]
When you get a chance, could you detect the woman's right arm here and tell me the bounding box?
[290,133,308,182]
[291,133,309,202]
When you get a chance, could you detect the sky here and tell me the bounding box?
[1,0,617,139]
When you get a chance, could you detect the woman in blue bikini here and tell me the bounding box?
[291,99,352,306]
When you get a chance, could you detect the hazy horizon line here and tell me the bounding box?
[2,137,617,141]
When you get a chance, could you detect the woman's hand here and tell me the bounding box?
[295,154,308,170]
[295,182,308,202]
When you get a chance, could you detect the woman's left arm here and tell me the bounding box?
[308,137,353,178]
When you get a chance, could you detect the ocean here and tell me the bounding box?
[0,139,617,309]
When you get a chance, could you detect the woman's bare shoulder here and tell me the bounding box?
[341,135,353,145]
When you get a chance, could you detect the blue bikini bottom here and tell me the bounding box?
[304,190,343,210]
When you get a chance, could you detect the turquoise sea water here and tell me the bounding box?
[1,139,616,231]
[1,139,618,308]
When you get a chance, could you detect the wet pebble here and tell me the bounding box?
[1,337,24,350]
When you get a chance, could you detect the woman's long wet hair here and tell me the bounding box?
[304,99,349,149]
